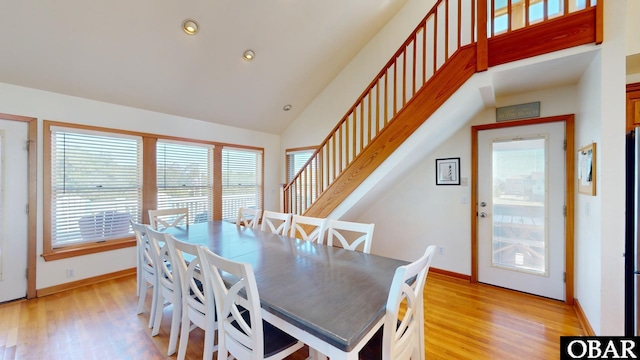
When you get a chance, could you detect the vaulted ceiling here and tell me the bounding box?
[0,0,410,134]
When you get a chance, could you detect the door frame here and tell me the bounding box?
[0,113,37,299]
[471,114,575,305]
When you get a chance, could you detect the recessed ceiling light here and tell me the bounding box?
[182,19,199,35]
[243,50,255,61]
[283,104,292,111]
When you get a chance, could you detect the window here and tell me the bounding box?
[43,121,264,260]
[286,148,316,182]
[221,147,263,221]
[47,126,142,250]
[157,140,213,224]
[285,147,318,212]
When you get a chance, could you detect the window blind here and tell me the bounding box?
[286,149,318,209]
[157,140,213,223]
[221,147,263,221]
[50,127,142,247]
[286,149,315,182]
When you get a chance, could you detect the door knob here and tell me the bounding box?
[479,212,488,218]
[480,201,487,207]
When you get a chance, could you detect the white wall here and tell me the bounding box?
[627,0,640,56]
[575,53,603,333]
[0,82,281,290]
[357,85,578,270]
[593,0,627,335]
[280,0,437,181]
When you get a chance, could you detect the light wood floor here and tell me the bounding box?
[0,272,584,359]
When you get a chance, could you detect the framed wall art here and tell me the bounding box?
[436,157,460,185]
[578,143,596,196]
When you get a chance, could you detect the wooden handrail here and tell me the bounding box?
[283,0,601,215]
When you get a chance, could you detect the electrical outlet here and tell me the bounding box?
[438,246,444,255]
[66,269,75,278]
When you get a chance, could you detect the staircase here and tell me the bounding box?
[282,0,602,218]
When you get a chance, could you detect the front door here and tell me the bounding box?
[477,121,566,300]
[0,119,29,302]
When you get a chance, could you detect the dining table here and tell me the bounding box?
[164,219,409,359]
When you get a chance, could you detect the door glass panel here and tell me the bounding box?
[492,137,547,275]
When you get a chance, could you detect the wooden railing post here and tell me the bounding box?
[477,0,488,71]
[280,183,286,213]
[596,0,604,45]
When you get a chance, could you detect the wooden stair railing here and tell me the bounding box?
[282,0,602,217]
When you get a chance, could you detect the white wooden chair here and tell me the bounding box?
[260,210,292,235]
[146,226,182,356]
[289,215,328,244]
[197,245,304,360]
[148,208,189,230]
[359,245,436,360]
[166,234,218,360]
[131,221,158,329]
[236,207,262,228]
[326,219,375,253]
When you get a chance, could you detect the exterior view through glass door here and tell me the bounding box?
[477,122,565,300]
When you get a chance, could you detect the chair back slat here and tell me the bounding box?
[260,211,292,235]
[290,215,328,244]
[149,208,189,230]
[326,219,375,253]
[236,207,262,228]
[384,245,436,359]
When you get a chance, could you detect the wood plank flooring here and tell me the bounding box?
[0,272,584,359]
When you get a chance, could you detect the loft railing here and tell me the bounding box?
[489,0,598,37]
[283,0,601,215]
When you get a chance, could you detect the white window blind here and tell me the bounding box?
[157,141,213,223]
[50,128,142,247]
[221,147,263,221]
[287,149,315,182]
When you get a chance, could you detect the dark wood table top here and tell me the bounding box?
[165,220,408,352]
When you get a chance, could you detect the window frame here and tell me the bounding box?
[43,121,264,261]
[221,146,264,221]
[156,139,215,224]
[285,146,317,183]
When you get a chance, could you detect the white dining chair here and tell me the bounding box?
[146,226,182,356]
[148,208,189,230]
[166,234,218,360]
[326,219,375,253]
[197,245,304,360]
[131,221,158,329]
[260,210,292,235]
[237,207,262,228]
[289,214,328,244]
[359,245,436,360]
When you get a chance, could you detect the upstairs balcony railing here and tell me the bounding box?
[283,0,601,215]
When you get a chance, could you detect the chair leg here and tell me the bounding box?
[167,300,181,356]
[151,295,164,336]
[203,325,216,360]
[136,281,147,315]
[177,310,191,360]
[136,257,141,297]
[148,281,159,328]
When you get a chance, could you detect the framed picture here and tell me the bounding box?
[436,157,460,185]
[577,143,596,196]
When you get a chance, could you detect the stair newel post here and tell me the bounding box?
[281,183,287,213]
[477,0,488,71]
